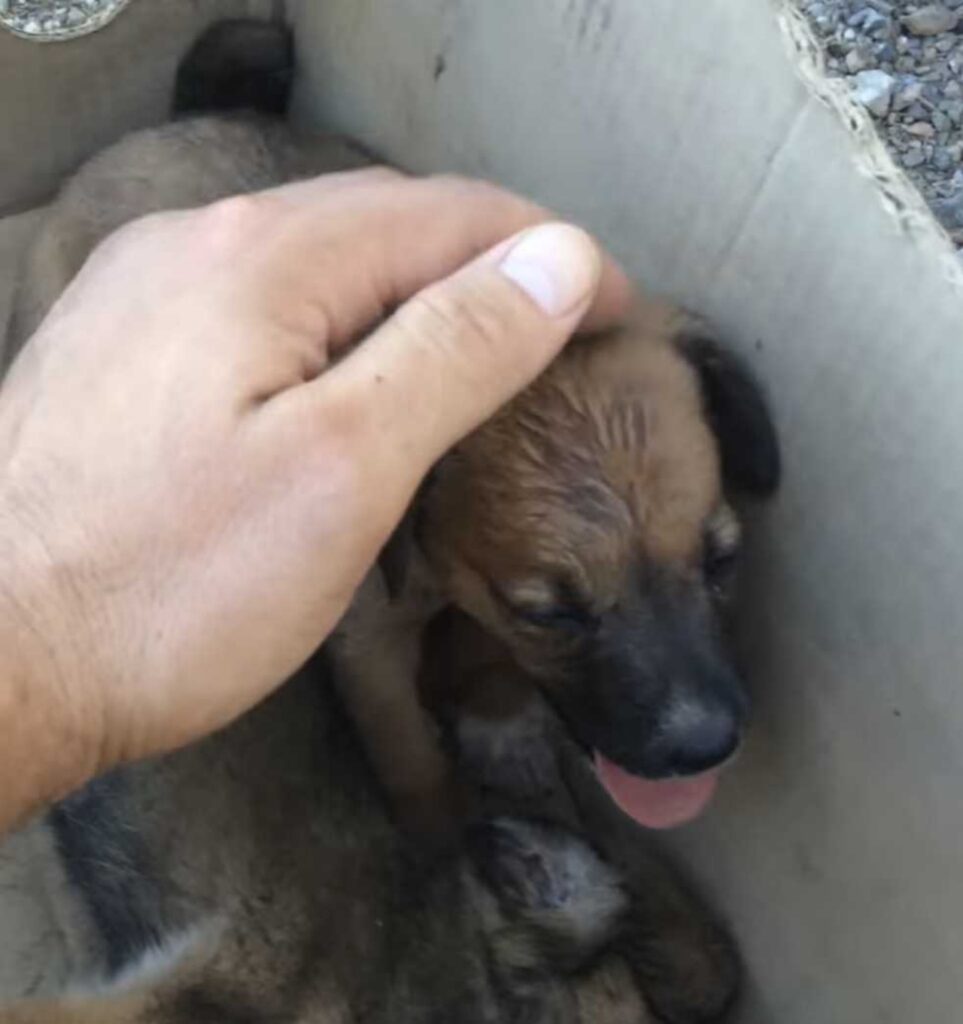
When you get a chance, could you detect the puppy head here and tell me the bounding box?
[420,301,780,827]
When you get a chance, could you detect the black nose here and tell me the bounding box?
[654,697,743,776]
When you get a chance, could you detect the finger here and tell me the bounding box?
[252,173,633,348]
[284,222,602,504]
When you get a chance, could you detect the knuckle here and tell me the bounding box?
[197,192,278,242]
[424,174,541,219]
[403,279,520,355]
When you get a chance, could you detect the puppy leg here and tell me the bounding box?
[419,609,580,829]
[572,955,655,1024]
[559,746,741,1024]
[328,568,459,845]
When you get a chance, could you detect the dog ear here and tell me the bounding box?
[675,324,781,497]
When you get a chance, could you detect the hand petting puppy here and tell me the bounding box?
[0,169,631,832]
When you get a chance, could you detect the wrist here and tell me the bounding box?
[0,500,101,831]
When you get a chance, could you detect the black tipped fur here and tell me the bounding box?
[50,774,169,975]
[173,19,294,118]
[676,327,782,497]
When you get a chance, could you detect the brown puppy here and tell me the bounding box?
[7,20,780,839]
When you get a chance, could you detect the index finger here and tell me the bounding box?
[259,170,635,350]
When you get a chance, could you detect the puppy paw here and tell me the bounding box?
[626,921,741,1024]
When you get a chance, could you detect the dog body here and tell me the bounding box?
[0,660,664,1024]
[6,20,780,839]
[0,20,781,1020]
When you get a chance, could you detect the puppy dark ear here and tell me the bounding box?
[675,324,781,497]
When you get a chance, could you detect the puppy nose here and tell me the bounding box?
[657,698,742,776]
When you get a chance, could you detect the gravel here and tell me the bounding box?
[799,1,963,246]
[0,0,129,41]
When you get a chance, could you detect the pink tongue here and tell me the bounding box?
[594,752,719,829]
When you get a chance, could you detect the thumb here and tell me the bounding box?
[313,222,602,484]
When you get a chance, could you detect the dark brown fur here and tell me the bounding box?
[0,651,734,1024]
[4,19,779,827]
[0,21,778,1022]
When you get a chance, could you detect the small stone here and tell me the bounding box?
[907,100,931,119]
[934,147,956,170]
[21,18,41,33]
[903,147,928,167]
[846,48,869,72]
[851,69,896,115]
[876,41,898,62]
[893,79,924,110]
[945,80,962,98]
[66,5,85,24]
[944,99,963,123]
[932,193,963,226]
[937,35,956,51]
[902,4,959,36]
[932,108,951,130]
[850,7,890,33]
[907,120,936,136]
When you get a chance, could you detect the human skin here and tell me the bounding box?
[0,168,632,834]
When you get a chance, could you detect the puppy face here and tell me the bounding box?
[420,301,779,820]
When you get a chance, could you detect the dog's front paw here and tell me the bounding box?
[624,918,741,1024]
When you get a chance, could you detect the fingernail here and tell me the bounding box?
[499,223,600,318]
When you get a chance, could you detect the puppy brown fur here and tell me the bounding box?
[0,659,662,1024]
[6,21,779,838]
[2,23,773,1020]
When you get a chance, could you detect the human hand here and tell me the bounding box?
[0,168,631,825]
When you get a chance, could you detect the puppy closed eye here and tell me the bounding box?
[495,580,597,631]
[703,506,742,595]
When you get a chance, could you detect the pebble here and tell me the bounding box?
[944,98,963,122]
[893,78,924,108]
[902,4,959,34]
[852,68,897,114]
[933,192,963,224]
[908,120,937,136]
[847,47,870,71]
